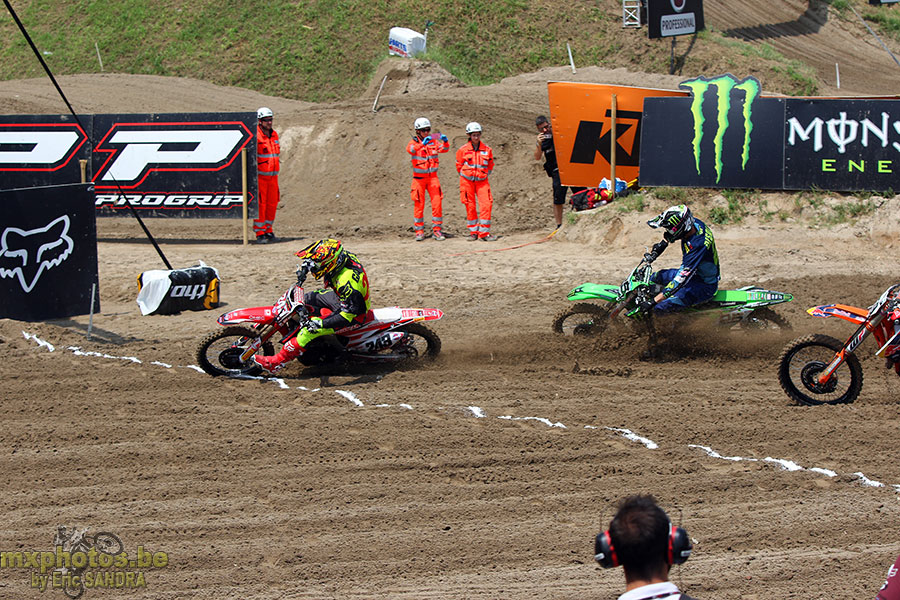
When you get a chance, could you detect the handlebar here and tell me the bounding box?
[296,263,310,286]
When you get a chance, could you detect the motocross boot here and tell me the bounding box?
[253,338,303,374]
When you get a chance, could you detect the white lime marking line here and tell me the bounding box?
[21,331,900,496]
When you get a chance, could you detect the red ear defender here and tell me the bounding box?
[668,523,692,565]
[594,531,619,568]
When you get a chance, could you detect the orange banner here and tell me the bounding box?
[548,82,688,187]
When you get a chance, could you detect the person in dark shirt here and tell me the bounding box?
[533,115,584,229]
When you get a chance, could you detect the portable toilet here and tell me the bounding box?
[388,27,427,57]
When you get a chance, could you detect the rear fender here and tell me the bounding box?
[710,287,793,308]
[807,303,868,324]
[567,283,619,302]
[217,306,274,326]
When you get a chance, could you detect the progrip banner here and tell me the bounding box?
[640,73,900,191]
[0,183,99,321]
[547,82,688,188]
[0,115,90,190]
[92,112,256,217]
[1,112,257,218]
[639,75,785,189]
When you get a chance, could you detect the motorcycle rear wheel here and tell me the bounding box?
[777,333,863,405]
[346,322,441,367]
[196,326,273,377]
[739,307,792,332]
[552,303,611,336]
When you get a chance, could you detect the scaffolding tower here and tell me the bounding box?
[623,0,641,28]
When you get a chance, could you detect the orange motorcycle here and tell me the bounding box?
[777,284,900,405]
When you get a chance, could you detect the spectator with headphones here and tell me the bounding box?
[595,494,699,600]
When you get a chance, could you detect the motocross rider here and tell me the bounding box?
[644,204,720,314]
[253,239,371,374]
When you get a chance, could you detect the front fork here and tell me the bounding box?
[817,313,882,384]
[237,319,300,363]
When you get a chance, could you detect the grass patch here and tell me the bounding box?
[708,189,754,224]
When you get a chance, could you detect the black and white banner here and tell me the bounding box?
[0,183,99,321]
[640,74,900,192]
[0,112,257,218]
[647,0,705,39]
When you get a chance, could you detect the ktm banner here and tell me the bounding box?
[548,82,688,188]
[0,183,99,321]
[640,73,900,192]
[0,112,257,218]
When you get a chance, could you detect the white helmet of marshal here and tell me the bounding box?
[257,107,274,120]
[466,121,483,134]
[414,117,431,130]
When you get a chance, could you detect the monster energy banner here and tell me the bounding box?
[784,99,900,191]
[640,73,900,192]
[640,75,785,189]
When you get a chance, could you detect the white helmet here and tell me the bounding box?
[414,117,431,130]
[466,121,482,134]
[257,107,274,120]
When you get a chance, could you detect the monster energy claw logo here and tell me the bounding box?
[679,74,761,183]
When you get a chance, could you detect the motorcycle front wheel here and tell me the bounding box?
[196,326,273,377]
[552,303,611,336]
[777,334,863,405]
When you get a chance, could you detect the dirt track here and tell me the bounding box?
[3,2,900,596]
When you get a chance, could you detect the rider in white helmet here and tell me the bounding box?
[645,204,720,313]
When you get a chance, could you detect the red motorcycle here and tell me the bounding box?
[196,265,442,377]
[777,284,900,405]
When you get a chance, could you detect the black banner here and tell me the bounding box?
[640,74,785,189]
[640,75,900,192]
[92,112,255,217]
[784,100,900,191]
[647,0,705,39]
[0,115,90,190]
[0,183,99,321]
[1,112,256,218]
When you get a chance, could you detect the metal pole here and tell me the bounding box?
[87,282,96,340]
[372,75,387,113]
[609,94,617,200]
[835,63,840,89]
[241,148,248,245]
[94,41,103,71]
[567,42,576,74]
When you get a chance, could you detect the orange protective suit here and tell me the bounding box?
[407,134,449,236]
[256,125,280,238]
[455,140,494,238]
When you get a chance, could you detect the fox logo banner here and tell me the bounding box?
[639,74,785,189]
[0,183,99,321]
[548,82,688,188]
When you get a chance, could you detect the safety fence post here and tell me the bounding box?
[241,148,248,245]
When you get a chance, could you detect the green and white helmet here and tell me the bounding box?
[648,204,694,242]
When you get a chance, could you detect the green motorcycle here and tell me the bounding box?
[552,247,793,341]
